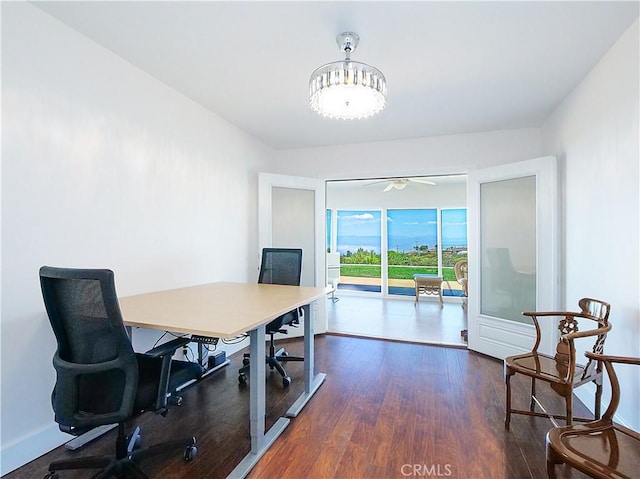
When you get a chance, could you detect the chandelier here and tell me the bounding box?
[309,32,387,120]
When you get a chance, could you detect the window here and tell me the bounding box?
[331,208,467,298]
[336,210,381,293]
[387,209,438,296]
[441,208,468,267]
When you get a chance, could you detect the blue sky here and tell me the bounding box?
[337,210,382,236]
[388,209,439,252]
[334,209,467,254]
[441,209,467,247]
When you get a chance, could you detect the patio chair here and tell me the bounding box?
[454,259,468,307]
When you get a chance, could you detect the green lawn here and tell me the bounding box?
[340,265,457,281]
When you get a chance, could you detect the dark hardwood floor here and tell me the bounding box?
[5,335,592,479]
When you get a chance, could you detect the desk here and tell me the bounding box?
[413,274,443,306]
[119,282,328,479]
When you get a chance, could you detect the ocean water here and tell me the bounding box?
[337,235,467,255]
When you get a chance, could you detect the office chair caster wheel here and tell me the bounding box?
[238,373,247,384]
[184,444,197,461]
[282,376,291,387]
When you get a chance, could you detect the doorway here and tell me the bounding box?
[326,175,468,346]
[258,172,327,336]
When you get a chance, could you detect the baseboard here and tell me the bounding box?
[1,423,67,475]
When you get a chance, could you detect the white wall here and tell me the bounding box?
[542,19,640,430]
[1,3,272,474]
[272,128,542,180]
[327,180,467,210]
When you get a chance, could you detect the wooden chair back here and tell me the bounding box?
[504,298,612,430]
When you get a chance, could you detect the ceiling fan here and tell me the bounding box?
[366,177,437,192]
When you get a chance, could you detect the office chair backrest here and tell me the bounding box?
[258,248,303,286]
[258,249,303,332]
[40,266,138,429]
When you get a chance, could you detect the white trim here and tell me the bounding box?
[1,424,67,476]
[258,173,327,335]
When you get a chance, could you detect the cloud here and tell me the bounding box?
[343,213,375,221]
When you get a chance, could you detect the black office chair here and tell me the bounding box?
[40,266,201,479]
[238,248,304,387]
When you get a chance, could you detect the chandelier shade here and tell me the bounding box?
[309,32,387,120]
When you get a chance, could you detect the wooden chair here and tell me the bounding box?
[504,298,611,430]
[546,352,640,479]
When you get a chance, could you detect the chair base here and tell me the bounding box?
[44,423,196,479]
[239,345,303,388]
[504,356,602,431]
[507,406,596,427]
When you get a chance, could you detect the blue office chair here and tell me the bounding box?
[238,248,304,387]
[40,266,201,479]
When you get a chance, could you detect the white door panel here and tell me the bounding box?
[467,156,558,359]
[258,173,327,336]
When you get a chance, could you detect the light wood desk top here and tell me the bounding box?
[119,281,329,338]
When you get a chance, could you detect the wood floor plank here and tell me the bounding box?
[5,334,596,479]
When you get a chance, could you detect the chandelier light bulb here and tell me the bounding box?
[309,32,387,120]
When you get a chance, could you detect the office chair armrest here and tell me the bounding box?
[52,353,137,428]
[144,336,191,358]
[141,336,193,413]
[53,352,129,376]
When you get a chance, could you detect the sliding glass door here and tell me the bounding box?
[330,207,467,298]
[441,208,469,297]
[336,210,382,293]
[386,209,438,296]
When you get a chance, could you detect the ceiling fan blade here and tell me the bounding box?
[363,180,391,187]
[410,178,436,185]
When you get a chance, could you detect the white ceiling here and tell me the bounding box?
[33,1,638,150]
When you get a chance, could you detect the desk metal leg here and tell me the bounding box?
[228,325,290,479]
[286,301,326,418]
